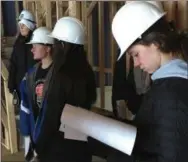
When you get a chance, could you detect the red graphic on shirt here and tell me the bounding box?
[35,83,44,97]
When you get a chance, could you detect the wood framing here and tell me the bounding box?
[6,0,188,112]
[1,61,18,154]
[45,0,52,29]
[68,1,81,19]
[109,2,118,77]
[98,2,105,109]
[177,1,188,30]
[163,1,177,24]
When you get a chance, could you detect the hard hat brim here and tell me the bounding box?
[26,41,54,45]
[26,41,40,44]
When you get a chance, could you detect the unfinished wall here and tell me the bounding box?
[2,1,188,110]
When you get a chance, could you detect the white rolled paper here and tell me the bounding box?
[60,104,137,155]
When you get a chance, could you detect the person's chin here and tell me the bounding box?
[33,57,41,61]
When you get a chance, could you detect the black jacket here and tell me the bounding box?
[133,77,188,162]
[108,59,188,162]
[108,77,188,162]
[35,43,97,162]
[8,32,37,96]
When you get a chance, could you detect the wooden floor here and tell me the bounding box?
[2,146,25,162]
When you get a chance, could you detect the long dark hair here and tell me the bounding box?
[51,40,97,106]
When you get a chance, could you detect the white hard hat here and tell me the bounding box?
[126,1,164,12]
[18,10,35,23]
[49,17,85,45]
[18,10,36,31]
[27,27,54,45]
[112,1,166,60]
[18,19,36,31]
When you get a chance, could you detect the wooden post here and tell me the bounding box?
[31,1,35,14]
[81,2,88,56]
[163,1,177,24]
[45,0,52,29]
[35,1,41,27]
[87,2,97,17]
[1,101,8,133]
[86,2,97,65]
[1,100,10,150]
[56,1,63,20]
[87,14,93,65]
[81,2,87,26]
[23,0,29,9]
[15,1,20,20]
[177,1,188,30]
[68,1,81,19]
[1,61,18,153]
[98,2,105,109]
[109,2,118,77]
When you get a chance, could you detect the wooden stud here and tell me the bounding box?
[81,2,88,54]
[56,1,63,20]
[45,0,52,29]
[3,80,18,153]
[87,13,93,66]
[14,1,20,36]
[81,2,87,29]
[1,2,4,37]
[35,1,41,27]
[163,1,177,24]
[31,1,35,13]
[1,100,8,131]
[15,1,20,20]
[1,61,18,153]
[87,1,97,17]
[64,8,69,16]
[1,99,10,150]
[177,1,188,30]
[68,1,81,19]
[109,2,118,78]
[1,60,9,81]
[98,2,105,109]
[23,0,28,9]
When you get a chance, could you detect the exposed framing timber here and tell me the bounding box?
[109,2,118,77]
[177,1,188,30]
[98,2,105,109]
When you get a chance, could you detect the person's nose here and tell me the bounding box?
[31,46,35,53]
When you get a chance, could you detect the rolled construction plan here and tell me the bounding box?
[60,104,137,155]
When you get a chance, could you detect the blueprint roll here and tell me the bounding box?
[60,104,137,155]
